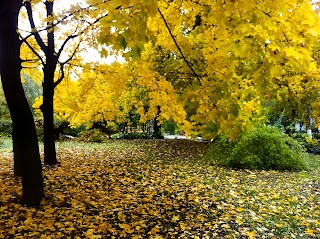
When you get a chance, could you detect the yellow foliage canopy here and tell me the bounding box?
[43,0,320,139]
[143,0,320,139]
[54,61,191,133]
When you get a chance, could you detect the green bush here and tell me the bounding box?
[161,120,178,135]
[0,120,12,136]
[205,126,307,171]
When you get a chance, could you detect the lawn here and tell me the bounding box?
[0,139,319,238]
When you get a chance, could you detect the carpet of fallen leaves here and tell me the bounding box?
[0,139,319,239]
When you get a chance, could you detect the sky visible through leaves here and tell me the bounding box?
[0,140,319,238]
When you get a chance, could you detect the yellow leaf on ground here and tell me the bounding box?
[150,227,160,235]
[305,228,315,236]
[171,215,179,222]
[245,230,257,239]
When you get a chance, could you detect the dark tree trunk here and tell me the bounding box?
[0,0,44,206]
[153,120,162,138]
[42,67,57,165]
[12,130,23,176]
[153,106,163,139]
[42,1,57,165]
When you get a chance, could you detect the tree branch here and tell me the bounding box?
[56,13,108,61]
[19,35,45,66]
[21,58,40,63]
[158,8,202,86]
[56,34,78,61]
[23,1,47,53]
[54,62,65,89]
[61,43,82,66]
[21,66,40,69]
[18,11,74,37]
[54,41,81,88]
[54,12,108,88]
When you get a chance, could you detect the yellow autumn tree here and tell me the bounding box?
[54,0,320,140]
[54,55,191,135]
[139,0,320,139]
[53,63,126,128]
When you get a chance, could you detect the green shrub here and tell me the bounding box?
[0,120,12,136]
[162,120,178,135]
[205,126,307,171]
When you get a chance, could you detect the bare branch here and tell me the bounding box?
[19,0,106,38]
[20,32,35,43]
[54,12,107,88]
[56,34,78,60]
[61,42,82,66]
[56,13,108,60]
[54,41,81,88]
[19,34,45,65]
[21,58,40,63]
[54,63,65,89]
[23,1,47,53]
[21,66,40,69]
[17,11,74,36]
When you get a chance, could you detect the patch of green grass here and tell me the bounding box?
[299,153,320,182]
[305,153,320,170]
[0,136,12,150]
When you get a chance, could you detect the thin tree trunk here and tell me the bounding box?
[42,1,57,165]
[0,0,44,206]
[42,68,57,165]
[153,106,163,139]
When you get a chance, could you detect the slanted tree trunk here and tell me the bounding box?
[0,0,44,206]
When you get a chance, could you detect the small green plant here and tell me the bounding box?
[0,120,12,136]
[205,126,307,171]
[161,120,178,135]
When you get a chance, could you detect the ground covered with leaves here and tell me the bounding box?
[0,139,319,238]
